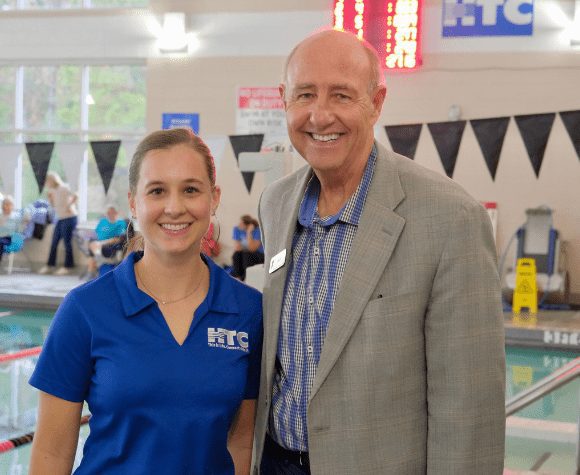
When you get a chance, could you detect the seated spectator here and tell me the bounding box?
[85,204,127,279]
[0,195,30,262]
[231,214,264,281]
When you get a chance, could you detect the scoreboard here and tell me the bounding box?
[333,0,422,70]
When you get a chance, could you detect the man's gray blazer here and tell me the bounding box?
[254,143,506,474]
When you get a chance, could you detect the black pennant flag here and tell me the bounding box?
[384,124,422,159]
[514,113,555,177]
[25,142,54,192]
[470,117,510,180]
[228,134,264,193]
[559,110,580,160]
[90,140,121,194]
[427,121,466,178]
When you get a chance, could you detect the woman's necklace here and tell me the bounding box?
[136,265,204,305]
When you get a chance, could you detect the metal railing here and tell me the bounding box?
[506,357,579,416]
[505,356,580,474]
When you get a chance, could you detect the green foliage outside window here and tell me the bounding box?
[24,66,81,130]
[89,66,146,131]
[0,67,15,131]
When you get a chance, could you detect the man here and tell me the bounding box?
[254,29,505,474]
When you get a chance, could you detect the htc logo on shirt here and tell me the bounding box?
[207,327,249,352]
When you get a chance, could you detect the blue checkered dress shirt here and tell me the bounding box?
[268,146,377,452]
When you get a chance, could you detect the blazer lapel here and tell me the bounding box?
[310,147,406,400]
[264,168,312,392]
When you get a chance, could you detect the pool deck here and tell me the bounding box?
[505,310,580,352]
[1,269,579,352]
[0,270,81,310]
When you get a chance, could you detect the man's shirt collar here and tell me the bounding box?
[298,144,377,228]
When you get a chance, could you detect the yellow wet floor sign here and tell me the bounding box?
[513,258,538,314]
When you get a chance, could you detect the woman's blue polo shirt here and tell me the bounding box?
[29,252,263,474]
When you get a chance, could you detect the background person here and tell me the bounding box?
[29,128,263,474]
[83,203,127,279]
[38,171,78,275]
[0,195,29,262]
[254,29,505,474]
[231,214,264,281]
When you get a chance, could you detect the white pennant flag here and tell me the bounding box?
[57,142,87,192]
[0,143,23,200]
[203,136,227,179]
[121,139,139,167]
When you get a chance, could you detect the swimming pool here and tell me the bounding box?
[0,308,578,473]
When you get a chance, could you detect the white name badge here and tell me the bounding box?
[269,249,286,274]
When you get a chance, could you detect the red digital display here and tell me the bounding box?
[333,0,422,71]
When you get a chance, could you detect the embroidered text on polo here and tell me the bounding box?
[208,327,250,352]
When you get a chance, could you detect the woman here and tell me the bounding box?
[38,171,78,275]
[231,214,264,281]
[29,128,263,474]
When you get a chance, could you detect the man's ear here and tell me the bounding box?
[373,85,387,116]
[371,85,387,122]
[279,83,288,110]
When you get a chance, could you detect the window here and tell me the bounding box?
[1,63,145,221]
[88,0,147,7]
[24,66,82,132]
[17,0,82,9]
[89,65,145,133]
[0,0,146,9]
[0,67,16,134]
[0,1,16,10]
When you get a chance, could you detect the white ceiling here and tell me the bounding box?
[0,1,578,64]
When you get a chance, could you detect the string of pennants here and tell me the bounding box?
[0,141,125,195]
[0,135,266,196]
[385,110,580,179]
[2,109,577,197]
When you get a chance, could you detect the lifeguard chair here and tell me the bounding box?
[503,207,569,306]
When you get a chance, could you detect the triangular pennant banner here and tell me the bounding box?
[121,139,140,168]
[204,136,228,180]
[90,140,121,194]
[228,134,264,193]
[384,123,422,159]
[427,121,466,178]
[0,144,23,197]
[559,110,580,160]
[25,142,55,192]
[470,117,510,180]
[57,143,87,192]
[514,113,555,177]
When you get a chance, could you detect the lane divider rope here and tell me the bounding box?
[0,346,42,363]
[0,414,91,454]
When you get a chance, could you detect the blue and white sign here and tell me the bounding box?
[442,0,533,37]
[162,113,200,133]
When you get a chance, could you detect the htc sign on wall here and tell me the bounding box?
[442,0,534,37]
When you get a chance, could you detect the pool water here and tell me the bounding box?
[0,309,578,474]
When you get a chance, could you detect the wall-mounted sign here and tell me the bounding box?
[333,0,423,71]
[162,113,200,133]
[442,0,533,37]
[236,87,290,151]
